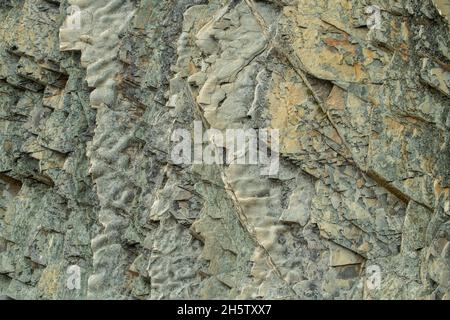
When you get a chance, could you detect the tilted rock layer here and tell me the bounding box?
[0,0,449,299]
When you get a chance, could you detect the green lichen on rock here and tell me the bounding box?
[0,0,449,300]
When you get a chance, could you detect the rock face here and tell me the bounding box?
[0,0,449,300]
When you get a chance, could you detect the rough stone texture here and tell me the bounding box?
[0,0,449,300]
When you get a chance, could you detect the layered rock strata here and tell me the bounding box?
[0,0,449,300]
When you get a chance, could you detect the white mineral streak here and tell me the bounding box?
[185,2,297,298]
[60,0,136,298]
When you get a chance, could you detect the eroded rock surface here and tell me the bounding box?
[0,0,449,299]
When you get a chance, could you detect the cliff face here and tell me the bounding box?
[0,0,449,300]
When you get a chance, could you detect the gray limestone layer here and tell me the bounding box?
[0,0,449,300]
